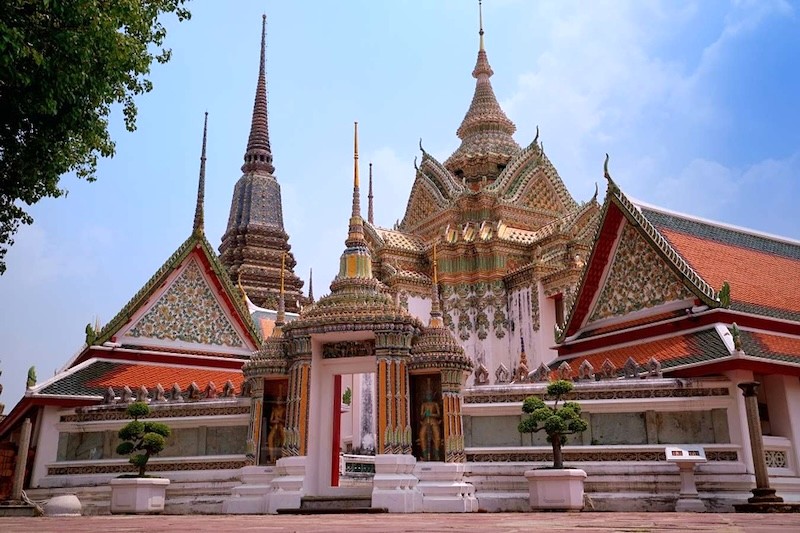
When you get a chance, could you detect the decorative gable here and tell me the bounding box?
[587,222,695,324]
[520,175,565,213]
[400,178,448,231]
[122,256,249,351]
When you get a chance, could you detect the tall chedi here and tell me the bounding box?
[220,15,304,312]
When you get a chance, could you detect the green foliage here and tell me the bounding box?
[116,401,171,477]
[0,0,191,274]
[518,380,587,468]
[342,387,352,406]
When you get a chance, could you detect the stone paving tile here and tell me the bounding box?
[2,513,800,533]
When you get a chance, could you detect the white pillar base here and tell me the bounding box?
[371,454,422,513]
[675,463,706,513]
[222,465,277,514]
[415,462,479,513]
[266,456,306,514]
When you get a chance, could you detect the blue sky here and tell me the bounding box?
[1,0,799,407]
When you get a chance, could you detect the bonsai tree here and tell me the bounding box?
[518,380,588,469]
[116,402,171,477]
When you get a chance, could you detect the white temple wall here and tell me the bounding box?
[762,374,800,473]
[31,405,60,488]
[724,369,756,474]
[535,282,559,367]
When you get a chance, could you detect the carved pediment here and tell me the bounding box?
[588,223,695,324]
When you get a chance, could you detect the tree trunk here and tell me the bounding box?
[552,437,563,469]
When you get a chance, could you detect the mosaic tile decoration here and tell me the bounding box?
[588,223,694,323]
[128,258,245,347]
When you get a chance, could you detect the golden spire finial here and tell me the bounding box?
[354,121,359,188]
[479,0,485,51]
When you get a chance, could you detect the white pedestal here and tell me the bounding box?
[674,463,706,512]
[266,456,306,514]
[222,465,277,514]
[523,469,586,511]
[415,462,478,513]
[109,478,170,514]
[371,454,422,513]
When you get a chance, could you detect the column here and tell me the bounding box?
[244,379,265,465]
[738,382,783,503]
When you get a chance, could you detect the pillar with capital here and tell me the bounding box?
[737,381,783,504]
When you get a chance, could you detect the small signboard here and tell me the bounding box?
[665,445,707,463]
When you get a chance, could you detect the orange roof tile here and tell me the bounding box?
[87,363,243,393]
[657,230,800,317]
[551,329,729,377]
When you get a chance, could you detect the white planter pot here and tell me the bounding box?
[523,468,586,511]
[110,477,170,514]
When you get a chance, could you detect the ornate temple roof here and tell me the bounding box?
[643,205,800,322]
[89,116,262,354]
[33,359,244,399]
[550,327,730,379]
[444,5,519,182]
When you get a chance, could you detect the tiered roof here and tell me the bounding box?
[36,359,244,399]
[554,159,800,379]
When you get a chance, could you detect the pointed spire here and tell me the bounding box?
[308,267,314,303]
[242,14,275,175]
[346,121,366,248]
[193,112,208,235]
[479,0,485,51]
[352,122,360,217]
[367,162,374,225]
[444,1,518,179]
[338,121,373,280]
[429,242,443,328]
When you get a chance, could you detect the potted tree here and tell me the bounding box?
[110,401,172,513]
[518,380,588,511]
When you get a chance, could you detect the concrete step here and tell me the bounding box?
[275,495,387,514]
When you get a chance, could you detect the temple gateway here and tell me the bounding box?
[1,7,799,514]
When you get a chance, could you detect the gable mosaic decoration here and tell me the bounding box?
[128,259,245,347]
[588,223,695,323]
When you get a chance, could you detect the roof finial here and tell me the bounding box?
[368,162,374,225]
[352,121,360,216]
[346,121,366,247]
[479,0,485,51]
[242,14,275,174]
[193,111,208,235]
[308,267,314,303]
[604,153,619,192]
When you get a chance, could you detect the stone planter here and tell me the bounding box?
[523,468,586,511]
[110,477,170,514]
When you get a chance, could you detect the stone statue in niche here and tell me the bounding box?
[418,390,442,461]
[267,397,286,464]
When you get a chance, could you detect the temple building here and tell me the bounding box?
[1,5,799,514]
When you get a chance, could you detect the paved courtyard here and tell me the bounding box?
[1,513,800,532]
